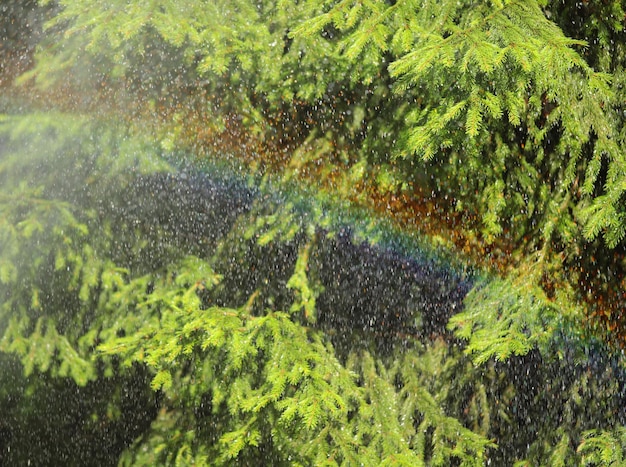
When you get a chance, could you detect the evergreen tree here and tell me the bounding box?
[3,0,626,465]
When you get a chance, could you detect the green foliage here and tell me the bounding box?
[450,272,551,363]
[24,0,626,256]
[287,238,321,323]
[0,113,167,385]
[0,109,624,465]
[390,344,496,465]
[578,427,626,466]
[99,260,356,463]
[6,1,626,465]
[292,0,621,246]
[515,351,626,467]
[96,251,493,465]
[26,0,348,129]
[0,112,498,465]
[449,251,585,364]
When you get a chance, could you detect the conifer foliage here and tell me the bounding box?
[3,0,626,465]
[0,114,496,464]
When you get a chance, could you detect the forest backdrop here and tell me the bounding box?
[2,0,626,465]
